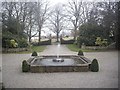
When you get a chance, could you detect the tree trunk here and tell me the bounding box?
[116,2,119,50]
[38,25,41,43]
[38,31,41,43]
[28,36,31,44]
[74,26,77,40]
[56,32,59,42]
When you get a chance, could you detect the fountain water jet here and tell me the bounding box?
[53,43,64,62]
[57,43,60,58]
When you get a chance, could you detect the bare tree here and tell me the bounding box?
[49,4,66,42]
[2,2,40,43]
[23,3,38,43]
[2,2,15,20]
[34,0,49,43]
[13,2,39,43]
[66,0,84,40]
[80,2,93,24]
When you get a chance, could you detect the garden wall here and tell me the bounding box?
[32,39,51,46]
[81,45,107,50]
[30,64,89,73]
[60,38,75,44]
[2,48,28,53]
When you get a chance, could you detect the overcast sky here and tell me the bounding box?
[0,0,118,3]
[0,0,118,37]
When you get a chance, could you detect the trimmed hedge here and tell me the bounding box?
[32,39,51,46]
[22,60,30,72]
[31,51,38,56]
[78,50,84,56]
[38,39,51,45]
[60,38,75,44]
[90,59,99,72]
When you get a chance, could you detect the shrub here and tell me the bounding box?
[22,60,30,72]
[102,39,108,46]
[2,38,16,48]
[2,37,28,48]
[90,59,99,72]
[77,36,96,47]
[95,37,108,46]
[95,37,102,46]
[78,23,107,46]
[18,38,28,48]
[10,39,18,48]
[78,50,84,56]
[31,51,38,56]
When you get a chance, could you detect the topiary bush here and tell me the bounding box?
[31,51,38,56]
[22,60,30,72]
[90,59,99,72]
[78,50,84,56]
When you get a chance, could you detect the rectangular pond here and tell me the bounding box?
[26,55,91,73]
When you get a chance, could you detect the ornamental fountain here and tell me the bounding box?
[23,43,91,73]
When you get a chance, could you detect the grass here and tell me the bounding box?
[31,46,46,52]
[4,45,46,54]
[66,44,103,52]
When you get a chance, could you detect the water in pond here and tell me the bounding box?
[33,58,77,66]
[31,43,85,66]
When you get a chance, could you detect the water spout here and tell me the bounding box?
[57,43,60,58]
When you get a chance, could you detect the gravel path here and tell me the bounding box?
[2,44,118,88]
[39,44,77,55]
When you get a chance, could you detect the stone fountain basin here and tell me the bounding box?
[27,55,91,73]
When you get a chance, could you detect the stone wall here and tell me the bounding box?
[81,45,107,50]
[30,65,89,73]
[2,48,28,53]
[27,55,91,73]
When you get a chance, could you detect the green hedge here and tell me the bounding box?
[22,60,30,72]
[18,38,28,48]
[78,50,84,56]
[77,36,96,47]
[32,39,51,46]
[60,38,75,44]
[38,39,51,45]
[31,51,38,56]
[90,59,99,72]
[2,37,28,48]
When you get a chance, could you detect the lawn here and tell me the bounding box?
[31,46,46,52]
[13,45,46,54]
[18,45,46,54]
[66,44,102,52]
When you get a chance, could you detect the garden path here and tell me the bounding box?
[2,44,118,88]
[39,43,77,55]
